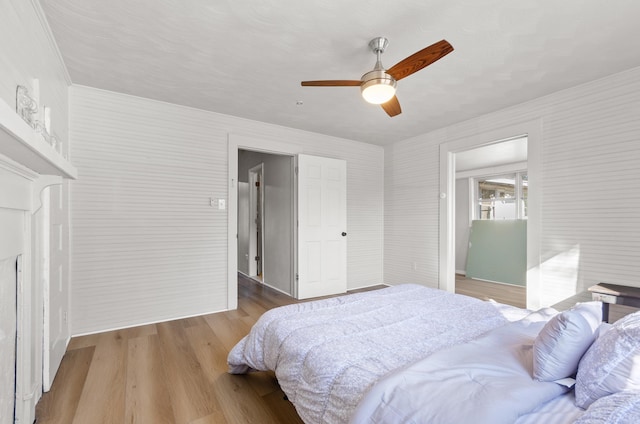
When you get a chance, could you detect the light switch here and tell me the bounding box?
[218,199,226,210]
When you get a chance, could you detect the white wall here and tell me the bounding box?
[384,133,441,285]
[385,66,640,307]
[262,154,294,294]
[70,85,384,335]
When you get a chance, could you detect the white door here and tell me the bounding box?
[43,183,69,391]
[297,154,347,299]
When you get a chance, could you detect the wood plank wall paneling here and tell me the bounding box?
[70,87,228,335]
[70,85,384,335]
[384,135,441,287]
[539,75,640,306]
[384,66,640,307]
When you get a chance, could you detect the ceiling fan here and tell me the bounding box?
[301,37,454,117]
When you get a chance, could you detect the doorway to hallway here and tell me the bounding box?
[237,149,294,296]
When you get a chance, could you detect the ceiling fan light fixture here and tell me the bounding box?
[301,38,453,116]
[361,70,397,104]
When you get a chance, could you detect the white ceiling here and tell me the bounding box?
[40,0,640,146]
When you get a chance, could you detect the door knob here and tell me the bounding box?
[341,232,347,236]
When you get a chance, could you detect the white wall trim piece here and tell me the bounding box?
[455,161,528,180]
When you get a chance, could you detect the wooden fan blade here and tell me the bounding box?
[301,80,362,87]
[387,40,454,81]
[381,95,401,117]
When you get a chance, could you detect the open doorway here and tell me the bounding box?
[237,149,295,296]
[228,135,350,309]
[439,120,542,310]
[453,136,528,308]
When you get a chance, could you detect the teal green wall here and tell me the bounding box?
[466,220,527,286]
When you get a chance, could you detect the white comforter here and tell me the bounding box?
[350,308,569,424]
[227,284,528,423]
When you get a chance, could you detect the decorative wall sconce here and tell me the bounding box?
[16,85,38,127]
[16,85,58,150]
[34,121,58,149]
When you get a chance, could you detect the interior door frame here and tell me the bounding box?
[439,119,543,310]
[227,134,301,309]
[247,163,264,279]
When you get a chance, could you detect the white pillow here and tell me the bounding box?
[594,322,613,340]
[533,302,602,382]
[575,311,640,409]
[575,391,640,424]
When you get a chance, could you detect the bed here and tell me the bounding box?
[227,284,640,423]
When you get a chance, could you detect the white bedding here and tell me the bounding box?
[350,308,570,424]
[514,392,584,424]
[227,284,528,423]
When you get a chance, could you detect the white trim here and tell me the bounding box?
[260,280,294,297]
[32,175,62,214]
[0,97,77,179]
[352,282,392,290]
[439,146,456,292]
[439,121,542,310]
[238,271,291,297]
[70,307,230,337]
[248,164,264,279]
[0,155,39,181]
[526,122,542,310]
[455,161,528,179]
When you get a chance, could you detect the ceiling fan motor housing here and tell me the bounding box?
[368,36,389,53]
[361,69,397,104]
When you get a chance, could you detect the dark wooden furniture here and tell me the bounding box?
[589,283,640,322]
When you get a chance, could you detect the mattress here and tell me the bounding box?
[228,284,528,423]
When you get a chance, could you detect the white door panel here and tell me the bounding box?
[297,154,347,299]
[43,183,69,391]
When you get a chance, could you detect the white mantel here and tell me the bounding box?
[0,96,77,179]
[0,95,76,424]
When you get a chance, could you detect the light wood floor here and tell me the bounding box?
[36,275,309,424]
[455,274,527,309]
[36,276,523,424]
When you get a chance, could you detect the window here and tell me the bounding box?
[475,171,527,220]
